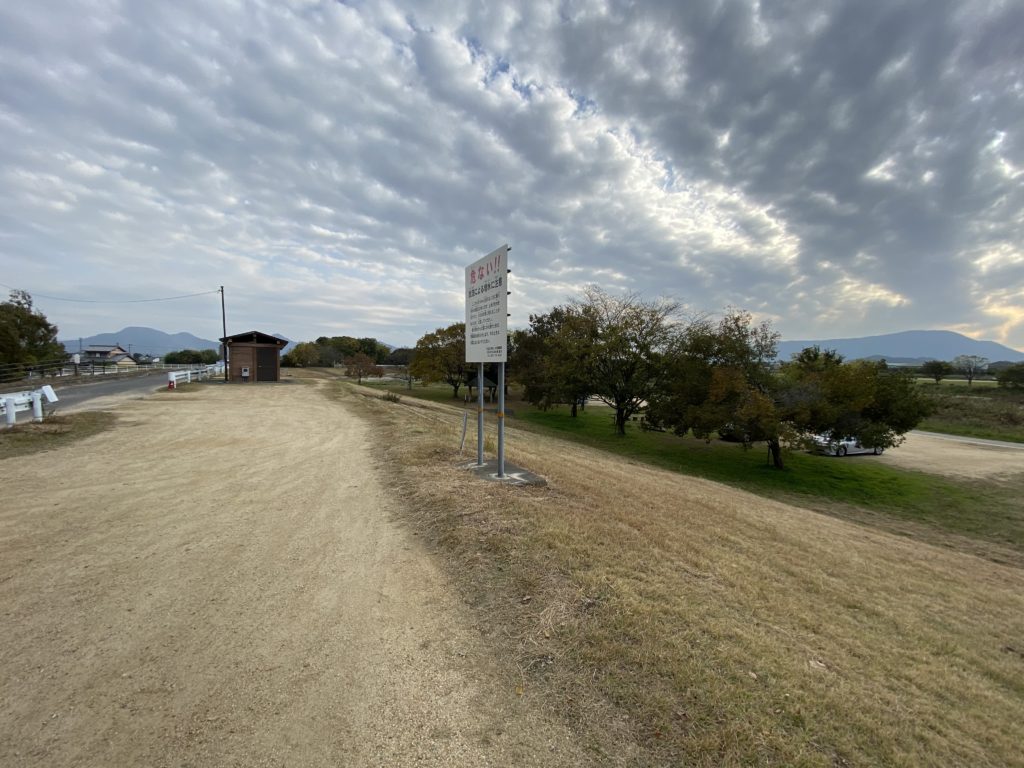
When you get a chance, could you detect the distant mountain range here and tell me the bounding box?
[61,327,221,355]
[776,330,1024,364]
[60,326,294,357]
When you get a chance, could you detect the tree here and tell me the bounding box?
[648,318,931,470]
[953,355,988,386]
[164,348,217,364]
[357,337,390,363]
[996,363,1024,389]
[779,352,931,455]
[648,309,783,463]
[920,359,954,384]
[282,341,321,367]
[384,347,414,366]
[0,290,65,370]
[409,323,467,398]
[511,305,598,417]
[574,287,679,435]
[345,352,382,383]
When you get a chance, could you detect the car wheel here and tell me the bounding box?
[873,447,884,455]
[838,445,847,457]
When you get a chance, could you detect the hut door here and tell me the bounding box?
[256,348,278,382]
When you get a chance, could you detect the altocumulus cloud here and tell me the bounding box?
[0,0,1021,348]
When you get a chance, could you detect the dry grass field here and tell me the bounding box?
[343,380,1024,767]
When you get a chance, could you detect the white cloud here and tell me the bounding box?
[0,0,1021,350]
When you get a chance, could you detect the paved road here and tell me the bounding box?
[8,371,172,421]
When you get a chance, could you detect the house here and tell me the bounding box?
[81,344,134,365]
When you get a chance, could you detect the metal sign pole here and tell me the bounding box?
[220,286,228,382]
[497,362,506,477]
[476,362,485,466]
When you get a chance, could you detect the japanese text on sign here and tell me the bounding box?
[465,245,508,362]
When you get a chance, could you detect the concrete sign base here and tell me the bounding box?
[459,460,547,487]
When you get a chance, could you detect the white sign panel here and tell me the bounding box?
[465,244,508,362]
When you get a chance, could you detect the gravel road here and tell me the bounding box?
[877,429,1024,479]
[0,382,585,767]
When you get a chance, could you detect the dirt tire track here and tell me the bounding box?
[0,382,586,767]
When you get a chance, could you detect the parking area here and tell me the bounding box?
[876,430,1024,480]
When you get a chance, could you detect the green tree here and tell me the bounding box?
[575,287,679,435]
[920,359,954,384]
[0,290,65,371]
[648,319,931,470]
[648,310,783,463]
[282,341,321,367]
[778,350,930,452]
[384,347,414,366]
[511,305,598,417]
[357,337,390,363]
[953,354,988,386]
[164,348,218,365]
[996,363,1024,389]
[409,323,467,398]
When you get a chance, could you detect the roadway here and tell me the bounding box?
[7,371,176,421]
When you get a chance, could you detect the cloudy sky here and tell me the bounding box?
[1,0,1022,350]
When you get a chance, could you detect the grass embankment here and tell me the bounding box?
[356,378,1024,558]
[917,382,1024,443]
[341,381,1024,767]
[0,411,116,460]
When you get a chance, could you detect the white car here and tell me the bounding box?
[812,434,884,456]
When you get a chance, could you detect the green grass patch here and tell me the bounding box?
[917,419,1024,443]
[0,411,117,460]
[918,382,1024,443]
[914,377,999,388]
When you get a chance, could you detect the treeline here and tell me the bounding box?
[281,335,412,368]
[411,288,932,469]
[164,349,220,364]
[918,358,1024,388]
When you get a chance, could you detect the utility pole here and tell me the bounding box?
[220,286,228,382]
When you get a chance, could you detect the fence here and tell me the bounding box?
[1,385,59,428]
[167,363,224,389]
[1,360,225,387]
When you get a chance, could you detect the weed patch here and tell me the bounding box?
[0,411,117,460]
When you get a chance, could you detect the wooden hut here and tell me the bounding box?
[220,331,288,383]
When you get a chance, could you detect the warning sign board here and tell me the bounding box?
[465,245,508,363]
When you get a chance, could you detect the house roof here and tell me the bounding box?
[84,344,128,354]
[220,331,289,347]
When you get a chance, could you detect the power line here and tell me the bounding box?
[0,283,220,304]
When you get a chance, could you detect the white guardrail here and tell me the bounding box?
[2,385,59,428]
[167,363,224,389]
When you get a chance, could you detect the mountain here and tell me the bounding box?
[270,332,296,355]
[60,326,221,356]
[776,330,1024,363]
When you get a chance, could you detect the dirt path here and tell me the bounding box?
[877,430,1024,479]
[0,382,585,767]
